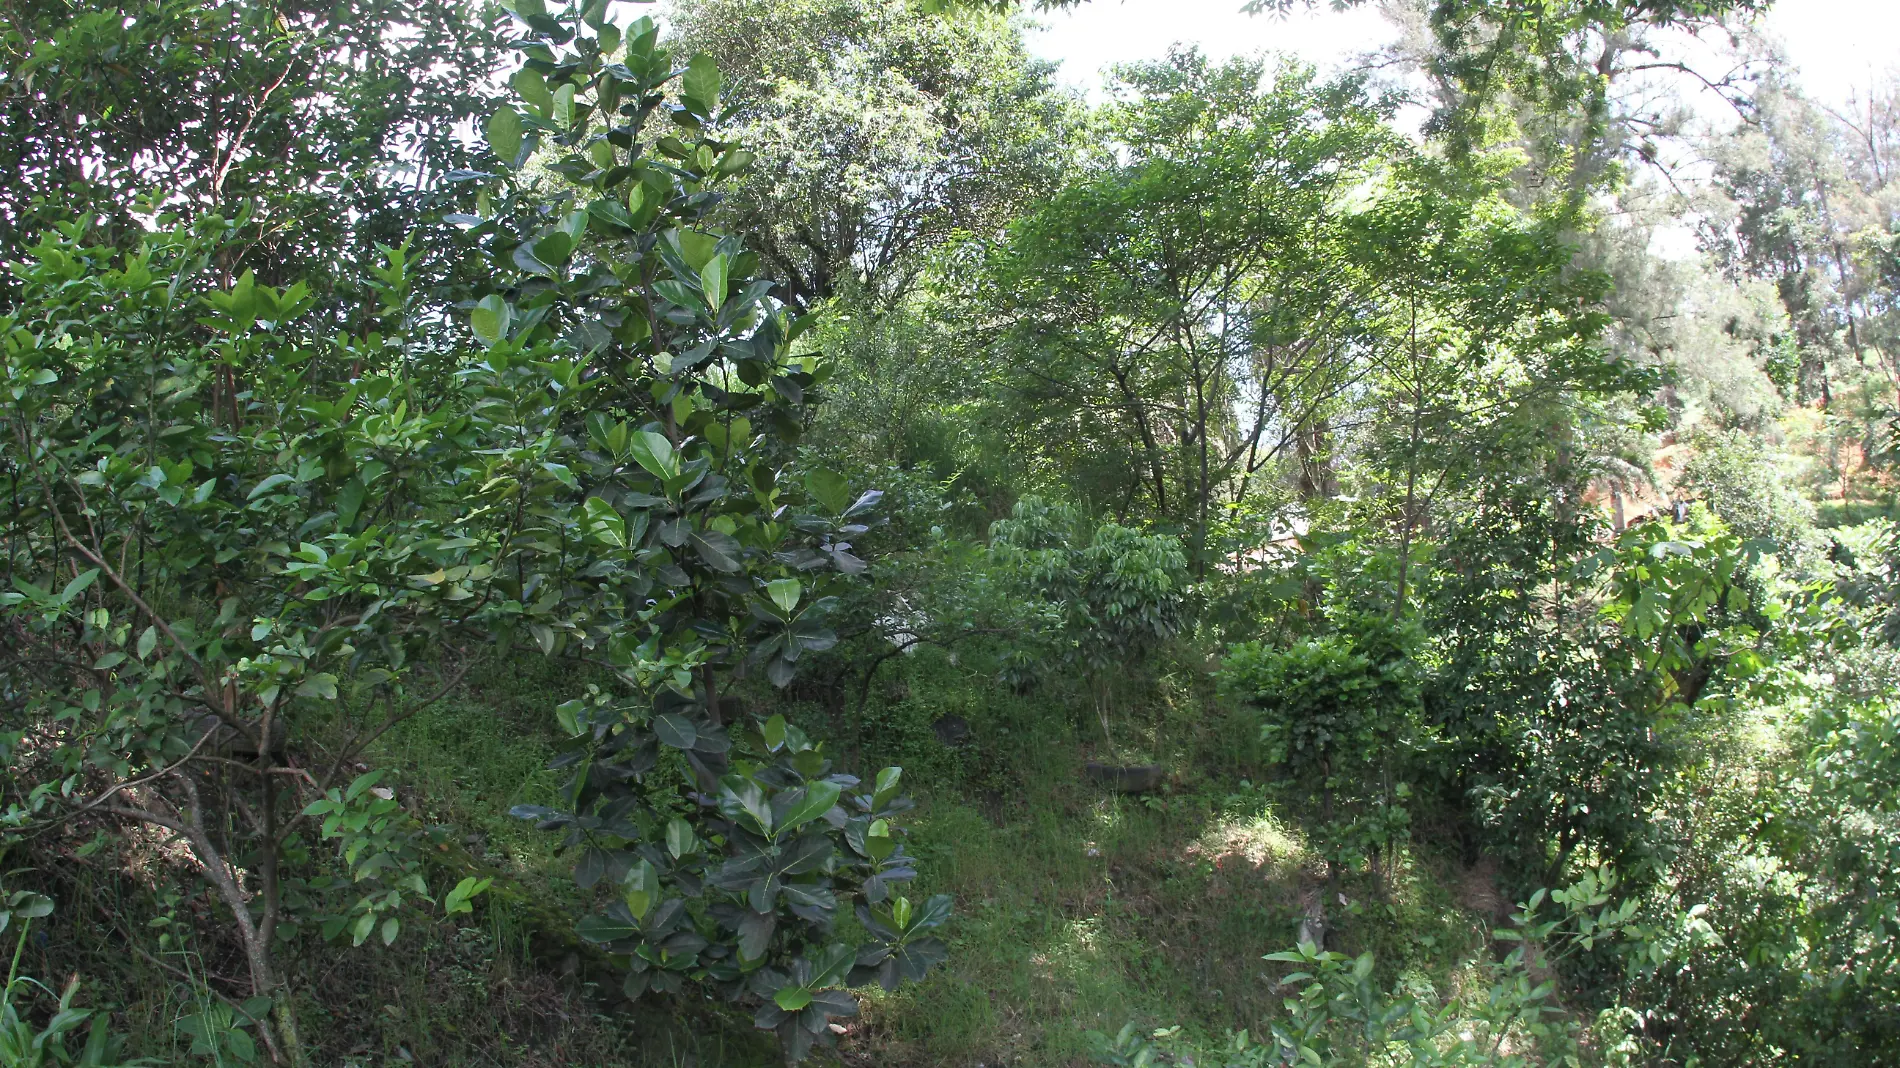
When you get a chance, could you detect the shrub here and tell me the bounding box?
[1220,616,1426,920]
[987,497,1190,751]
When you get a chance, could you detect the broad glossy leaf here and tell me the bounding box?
[804,468,851,514]
[512,243,555,277]
[295,673,338,700]
[719,776,773,835]
[486,108,524,166]
[674,229,719,271]
[577,910,640,944]
[681,53,721,114]
[248,474,295,500]
[533,230,574,266]
[654,713,697,749]
[842,489,885,518]
[583,497,627,547]
[738,910,774,961]
[762,713,788,751]
[652,279,702,310]
[874,767,903,807]
[766,577,801,614]
[808,942,857,989]
[471,294,511,345]
[665,817,696,858]
[691,529,743,572]
[717,148,756,175]
[512,67,552,113]
[700,254,728,312]
[626,431,679,480]
[774,781,841,838]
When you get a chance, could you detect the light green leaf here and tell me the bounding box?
[682,53,721,113]
[58,568,100,606]
[248,473,295,500]
[486,107,524,166]
[471,294,511,346]
[137,625,158,660]
[626,431,678,480]
[560,208,588,244]
[873,767,902,807]
[665,818,696,859]
[542,462,578,489]
[533,230,574,266]
[555,698,585,737]
[296,673,338,700]
[716,148,756,175]
[444,876,492,915]
[762,713,788,751]
[675,229,718,272]
[804,468,851,514]
[583,496,627,547]
[512,67,552,114]
[700,253,728,312]
[864,818,895,861]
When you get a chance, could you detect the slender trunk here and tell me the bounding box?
[176,782,302,1066]
[700,663,722,727]
[1393,307,1427,615]
[1193,361,1211,580]
[692,665,725,795]
[1394,405,1422,616]
[1320,750,1339,949]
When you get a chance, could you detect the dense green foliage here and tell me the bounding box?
[1,0,1896,1064]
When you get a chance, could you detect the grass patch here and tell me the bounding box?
[849,776,1321,1066]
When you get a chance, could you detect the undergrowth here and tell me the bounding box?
[15,643,1513,1067]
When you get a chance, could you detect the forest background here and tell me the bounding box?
[1,0,1897,1065]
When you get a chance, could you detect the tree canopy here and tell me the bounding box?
[0,0,1895,1065]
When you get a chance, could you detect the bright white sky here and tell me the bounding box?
[1026,0,1900,109]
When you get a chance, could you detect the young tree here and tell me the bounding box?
[1,216,494,1066]
[1221,615,1425,938]
[975,52,1403,570]
[1,2,952,1062]
[464,3,951,1058]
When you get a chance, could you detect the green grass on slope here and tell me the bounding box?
[845,781,1487,1067]
[348,652,1492,1068]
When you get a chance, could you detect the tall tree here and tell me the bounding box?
[667,0,1076,312]
[1702,73,1900,406]
[0,0,509,301]
[973,53,1401,569]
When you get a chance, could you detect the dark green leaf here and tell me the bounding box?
[654,713,697,749]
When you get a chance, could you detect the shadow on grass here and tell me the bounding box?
[846,783,1317,1067]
